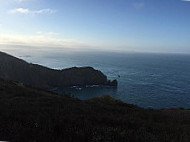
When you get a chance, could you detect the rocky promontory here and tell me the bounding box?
[0,51,117,89]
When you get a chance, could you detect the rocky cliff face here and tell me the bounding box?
[0,51,117,89]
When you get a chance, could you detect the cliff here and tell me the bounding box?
[0,51,117,89]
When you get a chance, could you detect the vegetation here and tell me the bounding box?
[0,78,190,142]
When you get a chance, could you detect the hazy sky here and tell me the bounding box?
[0,0,190,53]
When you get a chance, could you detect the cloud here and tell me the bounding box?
[9,8,56,14]
[0,34,89,49]
[14,0,25,2]
[133,2,144,10]
[10,8,29,14]
[182,0,190,1]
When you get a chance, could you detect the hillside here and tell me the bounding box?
[0,78,190,142]
[0,51,117,89]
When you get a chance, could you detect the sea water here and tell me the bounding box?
[9,49,190,109]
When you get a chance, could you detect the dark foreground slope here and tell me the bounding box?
[0,78,190,142]
[0,51,117,89]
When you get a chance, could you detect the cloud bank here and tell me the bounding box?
[0,34,88,49]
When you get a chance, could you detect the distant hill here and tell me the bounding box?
[0,51,117,89]
[0,78,190,141]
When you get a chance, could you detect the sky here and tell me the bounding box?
[0,0,190,53]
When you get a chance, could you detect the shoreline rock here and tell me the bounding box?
[107,79,118,87]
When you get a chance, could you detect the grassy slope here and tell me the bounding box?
[0,79,190,142]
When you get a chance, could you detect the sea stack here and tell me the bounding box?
[107,79,118,87]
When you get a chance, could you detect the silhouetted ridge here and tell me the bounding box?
[0,51,117,89]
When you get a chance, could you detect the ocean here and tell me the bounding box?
[9,49,190,109]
